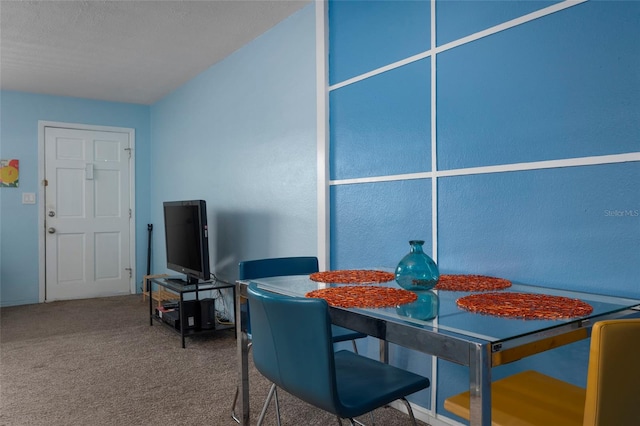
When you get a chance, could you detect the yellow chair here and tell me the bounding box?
[444,318,640,426]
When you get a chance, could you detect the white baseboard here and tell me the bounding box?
[387,400,464,426]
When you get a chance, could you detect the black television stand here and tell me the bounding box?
[148,276,236,348]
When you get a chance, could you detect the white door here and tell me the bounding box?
[45,127,132,301]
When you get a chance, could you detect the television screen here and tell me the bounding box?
[163,200,210,284]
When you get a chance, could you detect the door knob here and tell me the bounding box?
[48,227,56,234]
[48,210,55,217]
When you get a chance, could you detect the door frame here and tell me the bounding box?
[38,121,136,303]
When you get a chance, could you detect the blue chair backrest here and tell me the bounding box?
[238,256,319,280]
[247,283,340,414]
[238,257,319,335]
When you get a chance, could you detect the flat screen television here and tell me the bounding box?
[163,200,210,284]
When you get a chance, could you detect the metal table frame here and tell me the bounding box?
[235,277,640,425]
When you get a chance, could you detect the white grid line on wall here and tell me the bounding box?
[329,152,640,186]
[429,0,439,418]
[328,0,587,93]
[326,0,640,190]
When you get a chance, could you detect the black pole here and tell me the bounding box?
[146,223,153,278]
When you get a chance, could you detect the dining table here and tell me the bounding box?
[234,274,640,426]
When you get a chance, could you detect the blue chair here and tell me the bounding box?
[231,256,367,423]
[248,282,430,425]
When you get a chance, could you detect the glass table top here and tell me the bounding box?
[246,274,640,344]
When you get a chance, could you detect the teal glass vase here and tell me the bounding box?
[395,240,439,291]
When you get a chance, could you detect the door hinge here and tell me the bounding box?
[124,147,132,159]
[125,267,132,278]
[43,179,48,186]
[129,208,132,219]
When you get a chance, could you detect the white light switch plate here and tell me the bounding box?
[22,193,36,204]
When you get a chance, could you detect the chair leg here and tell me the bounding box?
[257,383,282,426]
[231,387,240,423]
[257,383,276,426]
[274,386,282,426]
[351,339,359,354]
[399,397,419,426]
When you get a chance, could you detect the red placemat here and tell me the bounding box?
[456,292,594,320]
[306,286,417,308]
[434,274,512,292]
[309,270,395,284]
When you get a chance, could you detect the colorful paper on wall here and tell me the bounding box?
[0,159,19,187]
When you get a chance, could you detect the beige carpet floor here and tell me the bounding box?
[0,294,429,426]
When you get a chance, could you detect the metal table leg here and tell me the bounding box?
[235,282,250,425]
[469,342,492,426]
[180,293,185,349]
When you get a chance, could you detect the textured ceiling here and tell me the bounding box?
[0,0,310,105]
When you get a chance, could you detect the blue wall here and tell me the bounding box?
[328,0,640,422]
[0,4,316,307]
[0,91,151,306]
[149,4,317,283]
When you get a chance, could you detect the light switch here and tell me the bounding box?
[22,193,36,204]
